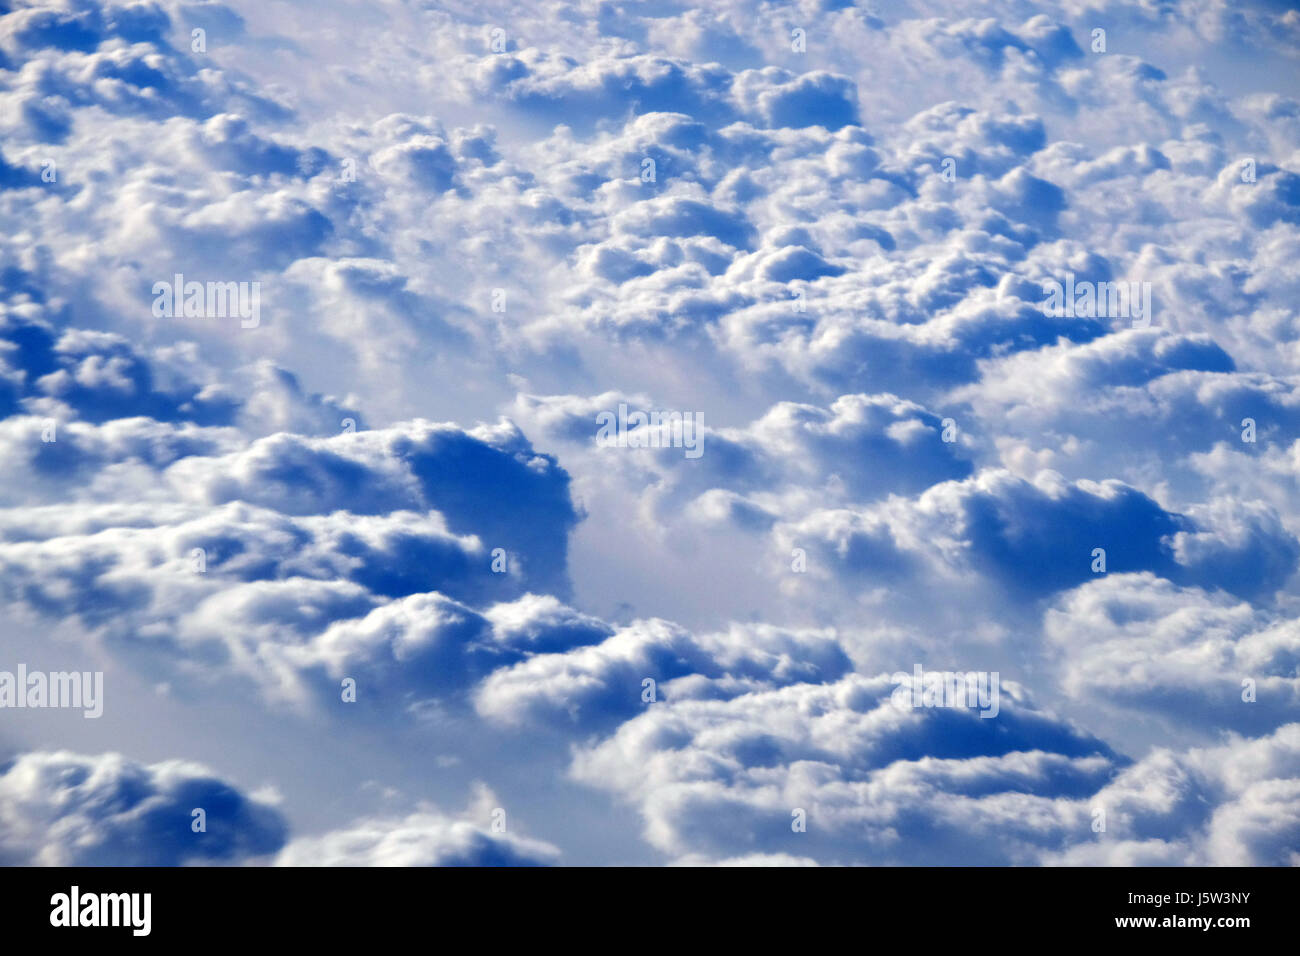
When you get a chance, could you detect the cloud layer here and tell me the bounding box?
[1,0,1297,866]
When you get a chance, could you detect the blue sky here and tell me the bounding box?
[0,0,1298,866]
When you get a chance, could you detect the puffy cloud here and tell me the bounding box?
[0,308,240,426]
[275,783,560,866]
[0,415,579,584]
[571,673,1121,864]
[0,0,1298,868]
[298,592,614,711]
[475,619,851,731]
[1045,574,1300,734]
[1046,724,1300,866]
[512,389,971,516]
[0,749,287,865]
[779,468,1297,602]
[276,811,560,866]
[0,501,587,707]
[730,68,860,131]
[574,667,1300,865]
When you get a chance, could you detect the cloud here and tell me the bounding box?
[571,672,1122,864]
[0,0,1298,867]
[1046,724,1300,866]
[512,389,972,516]
[475,619,851,732]
[275,783,560,866]
[778,468,1298,603]
[1046,574,1300,734]
[276,810,560,866]
[0,749,287,865]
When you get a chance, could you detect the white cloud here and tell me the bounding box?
[0,749,287,865]
[1,0,1298,866]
